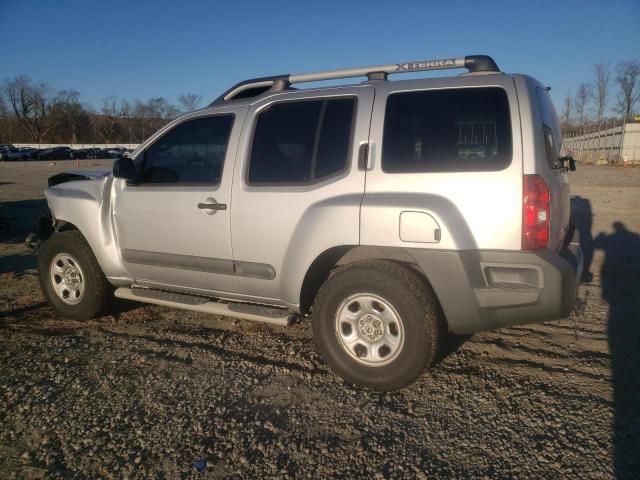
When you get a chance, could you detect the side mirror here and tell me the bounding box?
[113,157,135,181]
[559,155,577,172]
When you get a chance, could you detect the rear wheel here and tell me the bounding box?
[38,230,112,320]
[312,260,443,391]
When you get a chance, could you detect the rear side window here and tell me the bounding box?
[249,97,356,184]
[142,115,234,184]
[382,87,512,173]
[536,87,562,169]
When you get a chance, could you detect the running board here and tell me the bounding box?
[114,287,295,326]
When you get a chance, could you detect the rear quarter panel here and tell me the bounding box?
[514,75,570,249]
[362,74,524,251]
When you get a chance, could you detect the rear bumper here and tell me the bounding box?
[408,231,583,334]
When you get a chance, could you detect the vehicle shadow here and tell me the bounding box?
[593,221,640,479]
[434,332,472,365]
[0,249,37,275]
[571,195,595,282]
[0,198,49,242]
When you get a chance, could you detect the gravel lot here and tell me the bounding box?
[1,161,639,479]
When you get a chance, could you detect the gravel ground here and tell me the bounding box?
[0,161,639,479]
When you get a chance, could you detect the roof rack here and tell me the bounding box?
[211,55,499,104]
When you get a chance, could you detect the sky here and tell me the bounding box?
[1,0,638,113]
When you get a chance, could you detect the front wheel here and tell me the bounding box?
[312,260,443,391]
[38,230,113,320]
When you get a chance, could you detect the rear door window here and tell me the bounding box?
[382,87,512,173]
[249,97,356,184]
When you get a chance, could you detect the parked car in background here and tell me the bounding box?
[0,147,19,160]
[0,147,39,161]
[36,147,73,160]
[70,149,89,160]
[0,144,16,153]
[81,148,98,159]
[107,147,128,157]
[7,148,40,160]
[94,148,118,159]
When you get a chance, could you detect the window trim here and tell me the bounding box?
[134,113,236,187]
[380,86,513,174]
[245,96,358,187]
[536,87,563,170]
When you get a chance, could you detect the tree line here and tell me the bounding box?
[560,60,640,134]
[0,75,204,145]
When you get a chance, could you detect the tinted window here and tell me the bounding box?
[249,98,355,184]
[382,88,512,173]
[141,115,234,184]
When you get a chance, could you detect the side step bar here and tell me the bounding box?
[114,287,296,327]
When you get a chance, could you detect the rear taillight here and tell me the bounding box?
[522,175,550,250]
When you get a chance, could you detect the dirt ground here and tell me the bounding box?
[0,161,639,479]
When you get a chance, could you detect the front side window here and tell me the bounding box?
[141,115,234,184]
[249,97,356,184]
[382,87,512,173]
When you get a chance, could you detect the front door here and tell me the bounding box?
[113,107,247,295]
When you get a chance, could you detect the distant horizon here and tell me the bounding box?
[1,0,639,115]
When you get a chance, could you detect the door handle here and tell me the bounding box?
[357,142,369,170]
[198,202,227,210]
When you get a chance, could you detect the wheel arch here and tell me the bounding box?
[299,245,445,322]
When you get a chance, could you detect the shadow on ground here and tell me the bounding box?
[572,197,640,478]
[0,249,36,275]
[0,198,48,242]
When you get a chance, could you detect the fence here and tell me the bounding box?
[562,121,640,165]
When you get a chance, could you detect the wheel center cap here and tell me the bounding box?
[358,315,384,342]
[64,268,78,286]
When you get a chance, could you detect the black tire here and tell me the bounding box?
[312,260,443,391]
[38,230,112,320]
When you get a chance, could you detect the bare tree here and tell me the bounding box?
[54,89,85,145]
[145,97,179,133]
[133,100,153,140]
[592,62,611,124]
[0,95,12,143]
[178,93,202,112]
[93,96,119,143]
[575,83,590,126]
[3,75,57,145]
[614,60,640,121]
[561,90,573,132]
[119,99,137,144]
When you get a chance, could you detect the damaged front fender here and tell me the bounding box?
[47,168,111,187]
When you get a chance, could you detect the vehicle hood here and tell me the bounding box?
[47,168,112,187]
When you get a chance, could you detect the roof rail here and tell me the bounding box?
[212,55,499,104]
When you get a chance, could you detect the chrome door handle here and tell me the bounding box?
[197,202,227,210]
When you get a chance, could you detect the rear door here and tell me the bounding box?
[230,86,374,307]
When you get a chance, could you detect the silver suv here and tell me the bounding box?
[30,55,583,390]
